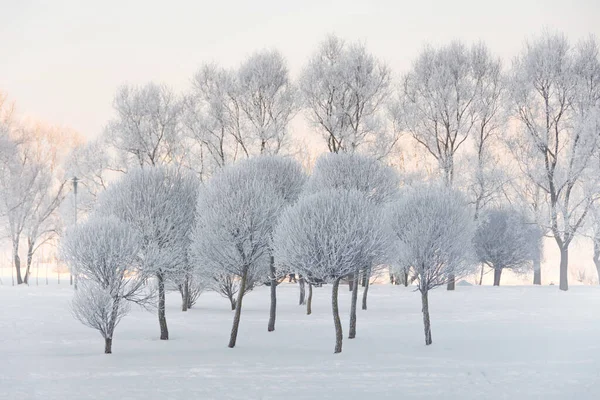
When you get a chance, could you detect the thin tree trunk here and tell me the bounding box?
[349,272,359,339]
[533,245,542,285]
[104,338,112,354]
[229,297,237,310]
[13,240,22,285]
[594,237,600,285]
[348,273,354,291]
[332,277,343,353]
[493,267,502,286]
[268,256,276,332]
[421,290,432,345]
[24,239,34,285]
[157,273,169,340]
[559,245,569,291]
[306,283,313,315]
[181,278,189,312]
[228,268,248,348]
[361,270,367,287]
[478,264,485,285]
[403,269,408,287]
[447,274,455,291]
[362,267,371,310]
[299,276,306,305]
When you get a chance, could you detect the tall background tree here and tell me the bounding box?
[507,32,600,291]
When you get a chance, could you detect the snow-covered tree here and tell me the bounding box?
[507,32,600,291]
[274,189,390,353]
[305,152,399,338]
[94,166,199,340]
[397,42,499,186]
[299,34,395,157]
[396,41,502,290]
[0,123,77,284]
[474,208,540,285]
[230,155,306,332]
[237,49,297,155]
[185,63,246,176]
[105,83,183,169]
[61,217,146,354]
[191,165,284,348]
[386,184,475,345]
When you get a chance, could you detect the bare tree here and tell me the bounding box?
[185,64,246,176]
[106,83,183,169]
[507,32,600,291]
[238,49,298,155]
[305,152,399,338]
[191,165,284,348]
[95,167,199,340]
[397,41,501,290]
[274,189,390,353]
[62,217,147,354]
[299,34,395,157]
[474,208,540,285]
[386,184,476,345]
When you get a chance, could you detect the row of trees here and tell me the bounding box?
[95,30,600,292]
[2,31,599,291]
[62,153,541,354]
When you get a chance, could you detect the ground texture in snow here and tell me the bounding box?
[1,283,599,399]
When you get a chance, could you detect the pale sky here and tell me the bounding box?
[1,0,599,139]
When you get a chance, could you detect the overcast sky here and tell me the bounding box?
[1,0,599,139]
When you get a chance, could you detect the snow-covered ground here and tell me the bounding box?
[1,283,599,399]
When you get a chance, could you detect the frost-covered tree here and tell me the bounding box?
[397,41,501,290]
[191,165,284,348]
[0,123,76,284]
[398,41,500,185]
[474,208,540,285]
[238,50,297,155]
[233,156,306,332]
[305,152,399,337]
[61,217,146,354]
[95,166,198,340]
[299,35,395,157]
[106,83,183,169]
[507,32,600,291]
[185,51,296,178]
[274,189,390,353]
[185,64,247,176]
[386,185,475,345]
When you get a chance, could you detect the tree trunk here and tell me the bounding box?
[362,267,371,310]
[306,283,313,315]
[533,245,542,285]
[299,276,306,305]
[421,290,432,345]
[493,268,502,286]
[478,264,485,285]
[361,270,367,287]
[349,272,359,339]
[331,278,343,353]
[157,273,169,340]
[559,245,569,291]
[594,237,600,285]
[403,269,408,287]
[229,297,237,310]
[104,338,112,354]
[447,274,455,291]
[181,278,189,312]
[268,256,277,332]
[13,240,22,285]
[23,238,35,285]
[228,268,248,348]
[348,273,354,291]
